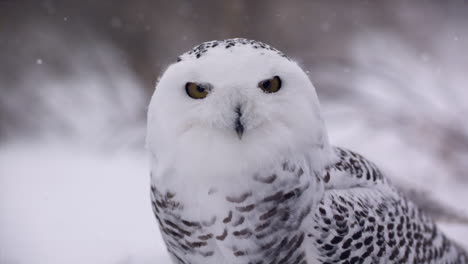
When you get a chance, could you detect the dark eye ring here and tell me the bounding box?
[258,76,282,93]
[185,82,210,99]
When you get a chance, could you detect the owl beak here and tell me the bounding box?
[234,105,244,139]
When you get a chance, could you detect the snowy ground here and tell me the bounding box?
[0,142,171,264]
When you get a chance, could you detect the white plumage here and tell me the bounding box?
[146,38,467,263]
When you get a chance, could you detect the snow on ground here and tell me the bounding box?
[0,142,171,264]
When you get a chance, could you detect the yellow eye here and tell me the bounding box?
[185,82,210,99]
[258,76,282,93]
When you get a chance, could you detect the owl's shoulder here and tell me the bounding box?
[322,147,391,191]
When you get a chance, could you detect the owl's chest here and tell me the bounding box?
[151,160,321,264]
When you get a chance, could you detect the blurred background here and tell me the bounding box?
[1,0,467,263]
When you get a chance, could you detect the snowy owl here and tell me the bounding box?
[146,38,468,263]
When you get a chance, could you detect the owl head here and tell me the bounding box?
[147,39,332,179]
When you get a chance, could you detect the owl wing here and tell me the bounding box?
[322,147,390,191]
[308,147,468,263]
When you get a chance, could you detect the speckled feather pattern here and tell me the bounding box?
[151,157,319,264]
[312,148,468,264]
[151,147,468,264]
[176,38,289,62]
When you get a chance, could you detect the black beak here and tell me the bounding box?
[235,105,244,139]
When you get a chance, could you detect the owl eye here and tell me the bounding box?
[185,82,210,99]
[258,76,282,93]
